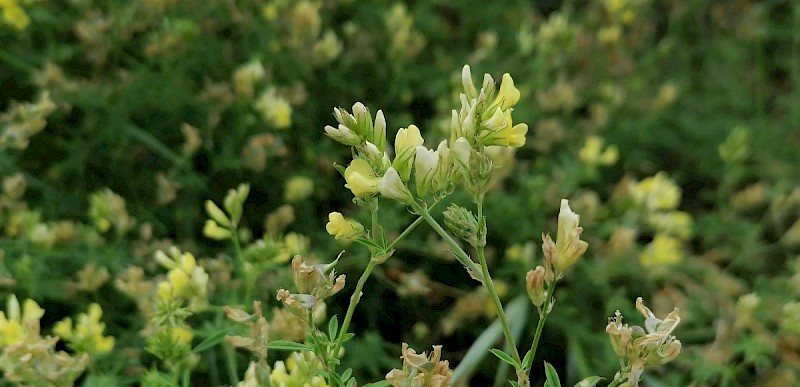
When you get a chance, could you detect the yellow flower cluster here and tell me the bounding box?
[579,135,618,166]
[154,249,210,311]
[638,234,683,268]
[254,87,293,129]
[53,303,115,355]
[629,172,693,269]
[269,351,328,387]
[88,188,134,235]
[326,66,529,204]
[0,295,43,348]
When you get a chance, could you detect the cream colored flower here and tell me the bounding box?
[379,167,413,204]
[554,199,588,272]
[325,212,364,241]
[393,125,424,181]
[344,159,380,197]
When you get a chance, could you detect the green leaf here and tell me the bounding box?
[574,376,603,387]
[192,327,231,353]
[522,349,534,372]
[268,340,312,351]
[354,238,382,250]
[329,315,339,340]
[363,382,392,387]
[340,368,352,381]
[451,295,529,384]
[543,361,562,387]
[489,348,520,369]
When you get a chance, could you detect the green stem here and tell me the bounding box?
[333,258,377,358]
[333,202,426,363]
[409,201,482,280]
[230,230,252,306]
[524,281,556,370]
[332,199,380,360]
[475,198,522,369]
[223,343,240,385]
[384,215,424,251]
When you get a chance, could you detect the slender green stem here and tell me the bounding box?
[333,258,377,358]
[524,281,556,370]
[475,198,522,368]
[409,201,482,279]
[333,202,426,363]
[231,230,252,306]
[223,343,239,385]
[384,215,424,251]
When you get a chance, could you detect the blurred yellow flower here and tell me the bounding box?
[639,234,683,268]
[255,88,293,129]
[0,0,29,30]
[284,176,314,203]
[646,211,693,240]
[579,135,618,166]
[0,295,43,347]
[630,172,681,211]
[53,303,115,355]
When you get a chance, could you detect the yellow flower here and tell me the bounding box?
[579,136,618,166]
[393,125,424,181]
[171,326,194,345]
[54,303,115,355]
[344,159,380,197]
[646,211,693,240]
[203,219,232,240]
[254,88,292,129]
[0,0,30,31]
[379,167,413,204]
[284,176,314,203]
[639,234,683,268]
[0,295,43,347]
[495,73,521,110]
[630,172,681,211]
[554,199,588,272]
[326,212,364,241]
[480,111,528,147]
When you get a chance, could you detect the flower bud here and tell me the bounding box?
[525,266,547,307]
[205,200,230,228]
[203,220,232,240]
[373,110,387,152]
[324,124,361,146]
[462,65,478,100]
[443,204,479,247]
